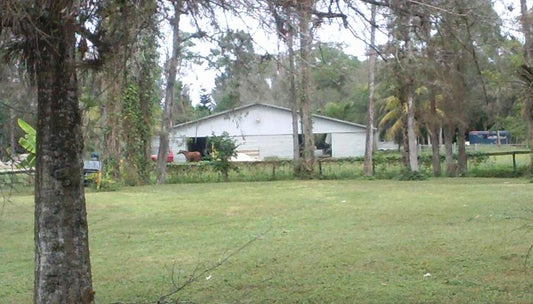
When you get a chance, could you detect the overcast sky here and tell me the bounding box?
[159,0,531,106]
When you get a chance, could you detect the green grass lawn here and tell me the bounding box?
[2,178,533,303]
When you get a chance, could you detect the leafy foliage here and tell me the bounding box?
[17,118,35,167]
[208,132,239,181]
[198,88,214,112]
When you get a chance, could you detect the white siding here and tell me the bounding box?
[331,133,366,157]
[154,104,369,161]
[237,135,294,159]
[174,106,296,138]
[171,104,367,138]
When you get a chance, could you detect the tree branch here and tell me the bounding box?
[156,231,266,303]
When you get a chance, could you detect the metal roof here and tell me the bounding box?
[171,103,368,130]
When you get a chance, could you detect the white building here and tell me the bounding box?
[154,103,369,162]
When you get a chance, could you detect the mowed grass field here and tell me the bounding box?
[2,178,533,303]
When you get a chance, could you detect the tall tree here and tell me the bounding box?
[363,3,377,176]
[420,9,442,177]
[1,1,94,302]
[157,0,182,184]
[520,0,533,168]
[99,1,141,179]
[122,0,160,185]
[381,0,420,172]
[266,0,303,175]
[297,0,316,178]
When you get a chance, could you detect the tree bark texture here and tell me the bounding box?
[457,124,467,175]
[157,1,182,184]
[9,106,16,156]
[287,24,302,175]
[520,0,533,167]
[422,14,441,177]
[102,62,123,179]
[33,2,94,303]
[406,86,419,172]
[428,80,441,177]
[363,4,377,176]
[443,122,456,177]
[298,2,315,178]
[404,12,419,173]
[429,121,441,176]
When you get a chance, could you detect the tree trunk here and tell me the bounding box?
[363,4,377,176]
[406,87,418,172]
[404,13,418,172]
[429,120,441,176]
[457,124,467,175]
[156,1,182,184]
[287,23,301,176]
[9,106,16,156]
[443,122,456,176]
[102,65,123,179]
[423,14,441,177]
[429,88,441,176]
[401,114,409,167]
[520,0,533,168]
[521,0,533,59]
[298,3,315,178]
[137,2,159,184]
[33,3,93,303]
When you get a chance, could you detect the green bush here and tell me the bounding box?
[397,169,429,181]
[208,132,239,181]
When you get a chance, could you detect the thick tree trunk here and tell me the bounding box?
[457,124,467,175]
[406,88,418,172]
[404,12,418,173]
[298,4,315,178]
[137,3,159,184]
[33,3,93,303]
[443,122,456,177]
[102,66,122,179]
[363,4,377,176]
[139,72,153,183]
[157,1,182,184]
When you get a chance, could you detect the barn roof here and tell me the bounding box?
[172,103,367,130]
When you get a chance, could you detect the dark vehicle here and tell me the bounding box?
[469,131,509,145]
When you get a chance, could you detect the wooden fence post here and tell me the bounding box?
[512,152,517,173]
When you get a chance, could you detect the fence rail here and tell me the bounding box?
[466,150,530,173]
[1,150,531,185]
[0,168,34,175]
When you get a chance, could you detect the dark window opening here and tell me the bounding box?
[187,137,208,158]
[297,133,332,157]
[315,133,332,157]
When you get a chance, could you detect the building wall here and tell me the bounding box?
[155,104,369,162]
[175,106,294,138]
[172,105,367,138]
[236,134,294,160]
[331,133,366,157]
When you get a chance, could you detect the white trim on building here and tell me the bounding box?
[152,103,370,162]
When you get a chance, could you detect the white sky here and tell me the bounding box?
[159,0,530,105]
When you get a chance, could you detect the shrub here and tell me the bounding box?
[208,132,239,181]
